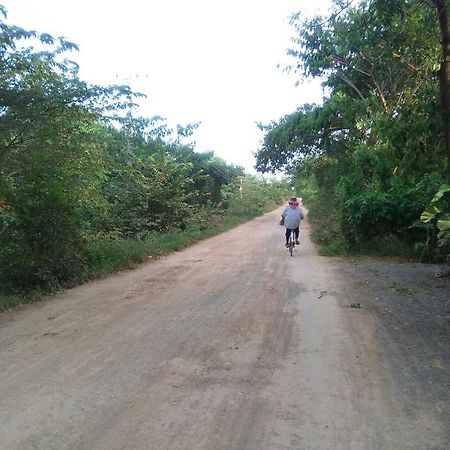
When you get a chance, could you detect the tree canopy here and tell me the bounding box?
[0,5,287,295]
[256,0,449,254]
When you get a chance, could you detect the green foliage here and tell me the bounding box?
[84,230,204,278]
[256,0,448,257]
[226,176,290,217]
[307,192,347,256]
[100,152,193,237]
[343,190,422,245]
[170,146,245,206]
[256,95,364,174]
[421,184,450,249]
[0,5,131,290]
[293,171,317,204]
[0,7,255,301]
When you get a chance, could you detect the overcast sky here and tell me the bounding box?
[2,0,332,173]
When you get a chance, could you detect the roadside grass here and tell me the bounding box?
[357,237,419,259]
[310,227,419,259]
[0,210,269,313]
[85,214,246,279]
[0,291,38,313]
[310,230,348,256]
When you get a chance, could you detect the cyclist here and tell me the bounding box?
[280,197,304,247]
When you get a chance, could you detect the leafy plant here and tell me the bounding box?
[420,185,450,248]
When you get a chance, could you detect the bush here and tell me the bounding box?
[420,184,450,258]
[0,188,85,292]
[342,175,442,245]
[307,191,348,255]
[0,154,88,292]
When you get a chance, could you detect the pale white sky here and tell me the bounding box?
[2,0,331,173]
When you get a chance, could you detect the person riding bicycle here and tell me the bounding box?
[280,197,304,247]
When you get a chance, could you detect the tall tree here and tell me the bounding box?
[0,5,130,288]
[430,0,450,182]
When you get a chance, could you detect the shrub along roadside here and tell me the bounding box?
[306,193,349,257]
[294,167,447,259]
[307,199,424,259]
[307,189,446,261]
[84,213,246,280]
[83,176,289,283]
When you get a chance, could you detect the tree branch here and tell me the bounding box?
[337,71,366,101]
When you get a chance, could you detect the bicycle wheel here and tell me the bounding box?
[289,237,294,256]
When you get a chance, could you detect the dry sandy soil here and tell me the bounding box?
[0,208,449,450]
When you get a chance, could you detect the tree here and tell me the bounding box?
[255,0,448,249]
[259,0,444,186]
[429,0,450,183]
[0,6,129,288]
[0,3,257,294]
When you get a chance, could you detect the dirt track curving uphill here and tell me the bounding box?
[1,208,449,449]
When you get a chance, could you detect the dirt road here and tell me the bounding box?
[1,209,449,449]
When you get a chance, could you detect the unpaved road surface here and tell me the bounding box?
[1,209,449,450]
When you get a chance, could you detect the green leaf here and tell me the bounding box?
[430,184,450,203]
[437,213,450,231]
[420,204,441,223]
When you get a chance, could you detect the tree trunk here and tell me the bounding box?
[433,0,450,183]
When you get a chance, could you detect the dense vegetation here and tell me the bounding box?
[0,6,290,309]
[256,0,450,258]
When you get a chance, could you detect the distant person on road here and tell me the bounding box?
[280,197,304,247]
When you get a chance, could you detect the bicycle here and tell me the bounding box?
[287,229,296,256]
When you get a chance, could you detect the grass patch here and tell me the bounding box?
[312,234,349,256]
[0,286,61,313]
[357,236,418,259]
[85,214,250,279]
